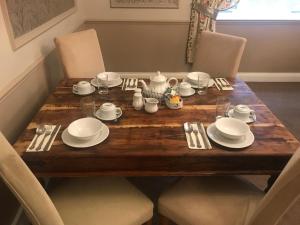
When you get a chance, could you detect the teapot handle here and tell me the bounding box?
[167,77,178,87]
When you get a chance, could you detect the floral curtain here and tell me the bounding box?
[186,0,239,63]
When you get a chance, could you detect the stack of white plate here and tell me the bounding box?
[91,72,122,88]
[184,72,214,88]
[61,118,109,148]
[207,117,254,149]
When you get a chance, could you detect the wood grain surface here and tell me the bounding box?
[13,78,300,177]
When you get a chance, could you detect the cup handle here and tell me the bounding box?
[116,107,122,117]
[167,77,178,87]
[250,110,256,119]
[73,85,78,93]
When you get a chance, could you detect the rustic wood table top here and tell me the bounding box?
[14,77,300,177]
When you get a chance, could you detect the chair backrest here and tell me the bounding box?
[192,31,247,78]
[55,29,105,79]
[0,132,64,225]
[248,147,300,225]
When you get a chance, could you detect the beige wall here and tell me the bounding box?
[0,0,85,96]
[86,20,300,73]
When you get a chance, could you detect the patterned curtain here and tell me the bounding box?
[186,0,239,63]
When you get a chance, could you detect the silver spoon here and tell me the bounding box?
[36,126,52,151]
[28,125,45,150]
[184,123,195,148]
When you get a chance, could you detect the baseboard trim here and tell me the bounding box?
[238,72,300,82]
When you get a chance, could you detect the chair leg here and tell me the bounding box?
[142,219,152,225]
[159,214,174,225]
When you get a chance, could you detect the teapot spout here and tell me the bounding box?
[139,80,149,92]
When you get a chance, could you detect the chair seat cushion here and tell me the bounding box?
[159,176,263,225]
[49,177,153,225]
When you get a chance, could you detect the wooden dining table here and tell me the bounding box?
[13,74,300,179]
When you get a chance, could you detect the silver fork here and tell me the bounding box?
[191,124,202,148]
[36,126,52,151]
[184,123,195,148]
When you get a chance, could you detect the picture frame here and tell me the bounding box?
[0,0,77,50]
[110,0,179,9]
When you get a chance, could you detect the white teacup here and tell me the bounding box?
[73,81,92,95]
[179,82,193,96]
[232,105,255,120]
[98,102,122,120]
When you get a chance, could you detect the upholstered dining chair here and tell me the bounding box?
[55,29,105,79]
[192,31,247,78]
[158,147,300,225]
[0,132,153,225]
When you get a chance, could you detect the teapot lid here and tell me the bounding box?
[151,71,166,82]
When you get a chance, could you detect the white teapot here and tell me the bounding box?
[139,71,178,94]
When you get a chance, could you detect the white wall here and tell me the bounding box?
[83,0,192,21]
[0,1,86,95]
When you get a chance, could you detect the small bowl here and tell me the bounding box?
[215,117,250,140]
[68,118,103,141]
[187,72,210,84]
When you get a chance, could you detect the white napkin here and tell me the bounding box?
[26,125,61,152]
[124,78,138,91]
[184,123,206,150]
[215,78,234,91]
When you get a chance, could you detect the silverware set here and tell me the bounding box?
[122,78,138,91]
[214,78,233,91]
[27,124,60,152]
[184,122,212,149]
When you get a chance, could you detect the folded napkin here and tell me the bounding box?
[215,78,234,91]
[184,122,206,150]
[123,78,138,91]
[26,125,61,152]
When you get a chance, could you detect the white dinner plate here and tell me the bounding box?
[183,78,214,88]
[90,78,123,88]
[61,124,109,148]
[227,109,256,124]
[94,108,123,121]
[72,86,95,96]
[179,88,196,97]
[207,123,254,149]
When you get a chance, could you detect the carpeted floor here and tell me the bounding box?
[18,82,300,225]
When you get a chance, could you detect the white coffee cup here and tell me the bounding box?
[98,102,121,120]
[73,81,92,95]
[232,105,255,120]
[179,82,192,96]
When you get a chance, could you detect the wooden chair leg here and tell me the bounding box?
[159,214,173,225]
[142,219,152,225]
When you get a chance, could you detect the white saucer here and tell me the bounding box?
[94,108,122,121]
[183,78,214,88]
[179,88,196,97]
[72,86,95,96]
[91,78,123,88]
[227,109,256,124]
[207,123,254,149]
[61,124,109,148]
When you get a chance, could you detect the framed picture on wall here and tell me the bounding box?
[0,0,76,50]
[110,0,179,9]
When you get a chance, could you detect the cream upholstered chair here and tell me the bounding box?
[55,29,105,78]
[192,31,247,78]
[158,147,300,225]
[0,132,153,225]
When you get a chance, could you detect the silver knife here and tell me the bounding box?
[125,78,130,90]
[198,122,212,149]
[43,125,60,151]
[121,78,126,90]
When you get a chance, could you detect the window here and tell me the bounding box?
[217,0,300,20]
